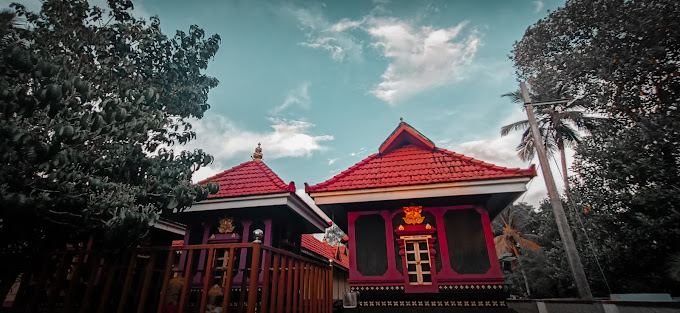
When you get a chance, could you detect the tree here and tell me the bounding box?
[511,0,679,122]
[510,0,680,295]
[570,117,680,294]
[493,203,541,297]
[0,0,220,292]
[500,89,599,187]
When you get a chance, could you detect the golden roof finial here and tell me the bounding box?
[252,143,263,161]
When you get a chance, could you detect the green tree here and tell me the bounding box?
[511,0,679,121]
[500,89,599,187]
[510,0,680,295]
[0,0,220,292]
[570,118,680,294]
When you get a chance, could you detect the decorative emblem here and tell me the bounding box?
[425,223,432,229]
[402,206,424,225]
[398,225,405,231]
[218,217,235,233]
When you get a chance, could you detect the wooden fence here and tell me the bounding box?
[6,242,333,313]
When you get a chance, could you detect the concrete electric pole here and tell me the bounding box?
[520,82,593,299]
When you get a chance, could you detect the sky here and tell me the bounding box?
[4,0,572,208]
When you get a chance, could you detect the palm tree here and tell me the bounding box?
[500,89,600,188]
[494,206,541,297]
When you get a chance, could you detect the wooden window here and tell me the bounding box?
[402,236,432,285]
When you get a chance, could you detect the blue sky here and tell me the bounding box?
[5,0,571,206]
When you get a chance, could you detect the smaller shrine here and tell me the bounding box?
[306,120,536,312]
[167,144,331,286]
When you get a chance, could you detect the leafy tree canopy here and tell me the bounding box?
[0,0,221,257]
[570,117,680,294]
[512,0,679,120]
[508,0,680,295]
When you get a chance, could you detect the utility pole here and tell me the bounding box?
[520,82,593,299]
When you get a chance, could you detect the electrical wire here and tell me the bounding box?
[551,154,612,295]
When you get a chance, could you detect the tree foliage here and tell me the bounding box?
[0,0,220,259]
[500,89,600,186]
[509,0,680,295]
[512,0,680,120]
[570,118,680,294]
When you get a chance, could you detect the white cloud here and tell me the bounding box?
[328,158,339,165]
[191,164,223,183]
[349,147,368,158]
[181,115,333,182]
[289,7,363,62]
[533,1,544,13]
[451,125,575,209]
[275,82,311,113]
[367,19,480,104]
[289,4,480,104]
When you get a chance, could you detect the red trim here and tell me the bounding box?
[287,181,296,192]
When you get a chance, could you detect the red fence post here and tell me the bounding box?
[136,252,157,313]
[156,250,176,313]
[198,248,216,313]
[178,249,195,313]
[247,243,261,313]
[222,247,237,313]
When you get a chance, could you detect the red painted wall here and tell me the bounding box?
[347,205,503,293]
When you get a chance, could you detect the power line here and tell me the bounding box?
[551,154,612,295]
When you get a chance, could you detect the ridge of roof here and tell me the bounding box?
[199,159,296,199]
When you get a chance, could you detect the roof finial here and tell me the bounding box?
[400,117,404,124]
[252,143,263,161]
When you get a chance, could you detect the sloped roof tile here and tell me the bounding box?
[307,121,536,193]
[301,234,350,269]
[199,160,295,199]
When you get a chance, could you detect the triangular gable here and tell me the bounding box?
[379,120,435,154]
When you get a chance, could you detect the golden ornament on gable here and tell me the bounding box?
[402,206,425,225]
[218,217,235,233]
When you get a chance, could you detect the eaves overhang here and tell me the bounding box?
[183,192,329,232]
[309,177,532,205]
[151,218,186,235]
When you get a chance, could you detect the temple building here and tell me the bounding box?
[9,121,539,313]
[306,120,536,312]
[176,143,329,252]
[166,143,331,290]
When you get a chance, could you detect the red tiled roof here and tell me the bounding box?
[301,234,350,269]
[199,160,295,199]
[306,122,536,193]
